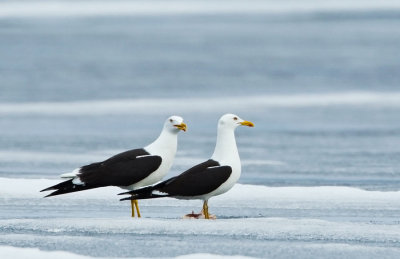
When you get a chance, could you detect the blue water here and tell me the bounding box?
[1,7,400,191]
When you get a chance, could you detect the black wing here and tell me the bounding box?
[41,148,162,197]
[157,159,232,197]
[78,148,162,187]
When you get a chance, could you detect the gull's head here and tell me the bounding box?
[164,115,187,133]
[218,113,254,130]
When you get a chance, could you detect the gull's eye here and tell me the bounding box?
[233,117,238,121]
[169,119,173,123]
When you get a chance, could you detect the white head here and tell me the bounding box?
[163,115,187,133]
[218,113,254,130]
[211,113,254,162]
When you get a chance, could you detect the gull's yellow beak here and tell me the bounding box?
[174,122,187,132]
[240,120,254,127]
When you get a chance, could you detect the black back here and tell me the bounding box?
[41,148,162,197]
[78,149,162,187]
[157,159,232,197]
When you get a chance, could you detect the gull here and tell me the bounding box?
[41,116,187,217]
[120,114,253,219]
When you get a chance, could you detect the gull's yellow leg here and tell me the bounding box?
[203,200,209,219]
[134,200,141,218]
[131,198,135,217]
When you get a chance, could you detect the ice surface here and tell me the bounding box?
[1,1,400,257]
[2,177,400,202]
[0,246,252,259]
[1,92,400,116]
[1,178,400,258]
[0,245,105,259]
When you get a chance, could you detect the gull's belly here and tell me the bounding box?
[201,164,241,200]
[125,153,174,190]
[128,166,167,189]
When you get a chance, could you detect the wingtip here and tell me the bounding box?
[43,190,61,198]
[120,197,133,201]
[118,191,132,195]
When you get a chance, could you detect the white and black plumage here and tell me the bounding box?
[120,114,254,219]
[41,116,187,217]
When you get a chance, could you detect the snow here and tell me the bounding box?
[1,92,400,116]
[0,246,252,259]
[1,177,400,206]
[0,246,103,259]
[176,254,253,259]
[1,178,400,258]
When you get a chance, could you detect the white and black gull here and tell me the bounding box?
[120,114,254,219]
[41,116,187,217]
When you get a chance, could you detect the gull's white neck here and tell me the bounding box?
[144,128,178,156]
[130,127,179,189]
[211,127,240,165]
